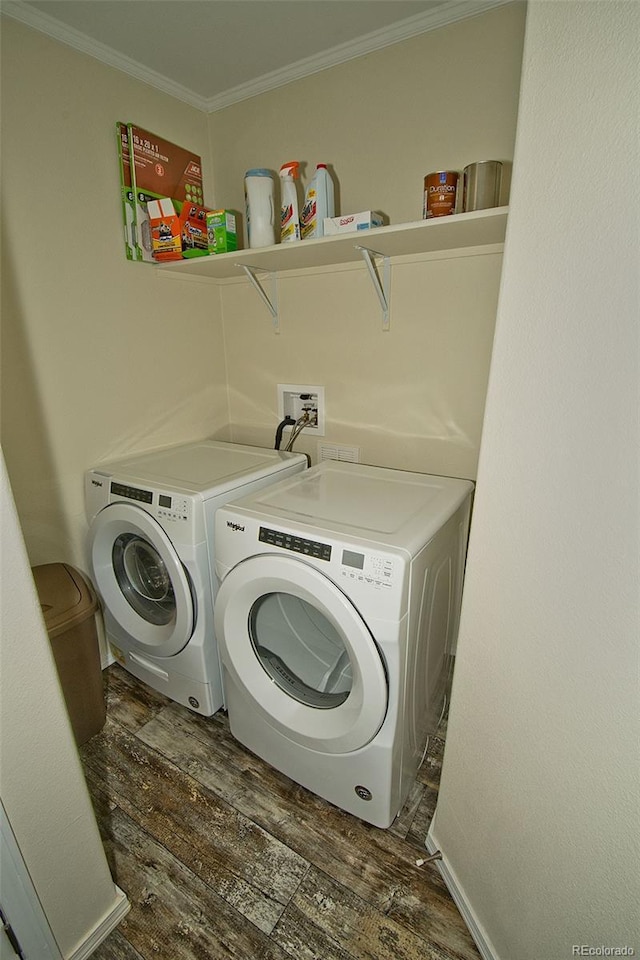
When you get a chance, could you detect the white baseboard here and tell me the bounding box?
[100,648,115,670]
[425,830,499,960]
[68,886,130,960]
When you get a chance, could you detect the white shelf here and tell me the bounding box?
[157,206,508,282]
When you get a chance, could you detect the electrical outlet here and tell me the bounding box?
[277,384,325,436]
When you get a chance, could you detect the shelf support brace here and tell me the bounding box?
[355,245,391,331]
[236,264,279,333]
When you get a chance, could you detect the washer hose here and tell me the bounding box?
[285,414,311,451]
[274,416,295,450]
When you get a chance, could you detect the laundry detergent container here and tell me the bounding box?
[32,562,106,745]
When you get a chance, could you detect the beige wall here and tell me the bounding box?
[0,19,228,571]
[430,2,640,957]
[219,250,503,477]
[1,6,525,570]
[209,2,526,475]
[208,3,526,223]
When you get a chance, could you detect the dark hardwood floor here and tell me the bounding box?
[82,665,480,960]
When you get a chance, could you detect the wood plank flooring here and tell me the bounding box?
[82,665,480,960]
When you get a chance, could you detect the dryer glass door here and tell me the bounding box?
[215,554,388,754]
[89,502,195,657]
[249,593,352,709]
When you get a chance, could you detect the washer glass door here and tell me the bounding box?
[89,501,195,657]
[215,554,388,754]
[113,532,176,625]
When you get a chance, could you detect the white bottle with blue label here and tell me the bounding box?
[300,164,335,240]
[245,168,276,248]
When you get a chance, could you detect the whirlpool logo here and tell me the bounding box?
[226,521,245,533]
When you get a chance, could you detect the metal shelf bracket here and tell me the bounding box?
[236,264,279,333]
[355,245,391,331]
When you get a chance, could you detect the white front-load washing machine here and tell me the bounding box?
[85,440,307,715]
[213,460,473,827]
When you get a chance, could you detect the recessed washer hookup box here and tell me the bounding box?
[323,211,384,235]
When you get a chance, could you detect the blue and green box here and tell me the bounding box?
[206,210,238,254]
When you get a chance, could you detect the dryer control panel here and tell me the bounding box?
[258,525,396,589]
[339,549,395,589]
[259,526,331,561]
[215,511,409,620]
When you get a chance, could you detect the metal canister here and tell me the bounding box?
[423,171,459,219]
[463,161,503,212]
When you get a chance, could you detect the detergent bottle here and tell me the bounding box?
[300,163,335,240]
[279,161,301,242]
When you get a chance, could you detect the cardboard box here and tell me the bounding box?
[116,122,136,260]
[207,210,238,254]
[323,212,384,235]
[148,197,181,262]
[149,198,209,262]
[127,124,204,262]
[180,202,209,258]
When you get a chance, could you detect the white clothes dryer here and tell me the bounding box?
[213,460,473,828]
[85,440,307,716]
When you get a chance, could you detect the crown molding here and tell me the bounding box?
[0,1,210,111]
[2,0,515,114]
[205,0,515,112]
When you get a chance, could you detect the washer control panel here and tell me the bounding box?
[157,493,191,523]
[111,481,152,504]
[110,482,191,523]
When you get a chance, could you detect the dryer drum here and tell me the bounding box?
[249,592,352,709]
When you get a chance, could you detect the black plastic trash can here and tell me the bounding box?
[32,562,106,745]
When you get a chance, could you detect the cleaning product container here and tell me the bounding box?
[301,163,335,239]
[245,168,276,248]
[463,161,503,211]
[32,562,106,746]
[279,161,301,242]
